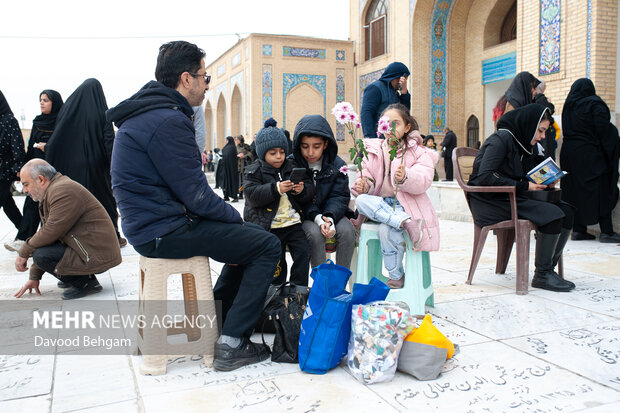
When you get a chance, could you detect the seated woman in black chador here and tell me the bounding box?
[467,104,575,292]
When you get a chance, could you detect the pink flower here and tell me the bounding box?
[356,123,361,129]
[339,165,349,175]
[377,116,391,137]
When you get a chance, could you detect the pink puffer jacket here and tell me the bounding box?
[351,131,440,251]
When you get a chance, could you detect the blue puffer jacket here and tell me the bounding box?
[107,81,242,246]
[360,62,411,138]
[291,115,353,223]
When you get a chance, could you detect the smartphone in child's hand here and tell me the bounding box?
[289,168,306,184]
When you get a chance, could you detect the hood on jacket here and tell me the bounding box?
[496,103,549,155]
[292,115,338,167]
[106,81,194,127]
[378,62,410,84]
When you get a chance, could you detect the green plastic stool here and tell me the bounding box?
[355,221,434,315]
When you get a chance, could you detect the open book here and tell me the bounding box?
[526,157,567,185]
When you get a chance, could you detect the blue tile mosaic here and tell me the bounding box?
[540,0,561,75]
[262,45,272,56]
[430,0,454,134]
[336,69,346,141]
[359,68,385,101]
[262,65,272,121]
[282,73,326,128]
[283,47,326,59]
[482,52,517,85]
[336,50,346,61]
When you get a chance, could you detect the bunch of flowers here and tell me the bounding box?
[377,115,406,209]
[332,102,373,184]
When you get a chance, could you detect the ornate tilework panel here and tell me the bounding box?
[262,65,272,122]
[586,0,592,78]
[217,64,226,77]
[230,72,243,93]
[336,69,346,141]
[283,47,326,59]
[282,74,326,127]
[215,82,227,101]
[262,45,272,56]
[232,53,241,67]
[540,0,561,75]
[430,0,454,134]
[359,68,385,101]
[336,50,346,61]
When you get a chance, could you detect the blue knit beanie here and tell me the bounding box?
[255,126,289,160]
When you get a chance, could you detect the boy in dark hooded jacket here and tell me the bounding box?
[292,115,356,269]
[244,126,313,285]
[360,62,411,138]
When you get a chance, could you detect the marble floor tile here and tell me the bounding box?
[141,367,398,413]
[51,355,136,412]
[425,315,492,347]
[132,353,300,397]
[503,321,620,391]
[61,399,140,413]
[0,394,51,412]
[0,355,54,401]
[529,278,620,319]
[575,401,620,412]
[431,294,614,340]
[367,341,620,413]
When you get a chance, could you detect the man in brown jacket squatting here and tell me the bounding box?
[13,159,122,300]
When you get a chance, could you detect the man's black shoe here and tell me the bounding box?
[57,281,71,289]
[61,276,103,300]
[213,337,270,371]
[571,231,595,240]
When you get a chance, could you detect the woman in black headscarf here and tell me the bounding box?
[45,79,125,246]
[0,91,25,231]
[6,90,64,251]
[468,104,575,292]
[560,78,620,243]
[504,71,541,112]
[220,136,240,202]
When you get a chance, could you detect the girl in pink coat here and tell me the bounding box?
[351,104,440,288]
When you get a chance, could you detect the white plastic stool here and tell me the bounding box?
[355,222,434,315]
[138,256,218,375]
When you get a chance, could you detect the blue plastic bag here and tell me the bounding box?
[298,260,389,374]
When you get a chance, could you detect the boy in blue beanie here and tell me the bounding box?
[243,126,314,285]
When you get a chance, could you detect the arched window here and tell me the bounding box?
[364,0,387,61]
[467,115,480,148]
[500,2,517,44]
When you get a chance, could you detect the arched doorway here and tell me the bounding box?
[216,94,226,149]
[467,115,480,148]
[231,86,242,137]
[285,83,323,134]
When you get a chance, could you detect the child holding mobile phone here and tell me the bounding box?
[243,127,314,286]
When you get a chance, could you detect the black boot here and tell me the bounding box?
[531,231,574,292]
[552,228,575,289]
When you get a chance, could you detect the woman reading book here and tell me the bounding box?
[467,104,576,292]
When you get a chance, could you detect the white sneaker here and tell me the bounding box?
[4,239,25,252]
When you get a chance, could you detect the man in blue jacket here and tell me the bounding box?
[107,41,280,372]
[360,62,411,138]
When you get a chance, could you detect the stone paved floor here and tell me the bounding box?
[0,191,619,413]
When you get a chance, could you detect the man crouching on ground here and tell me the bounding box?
[14,159,122,300]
